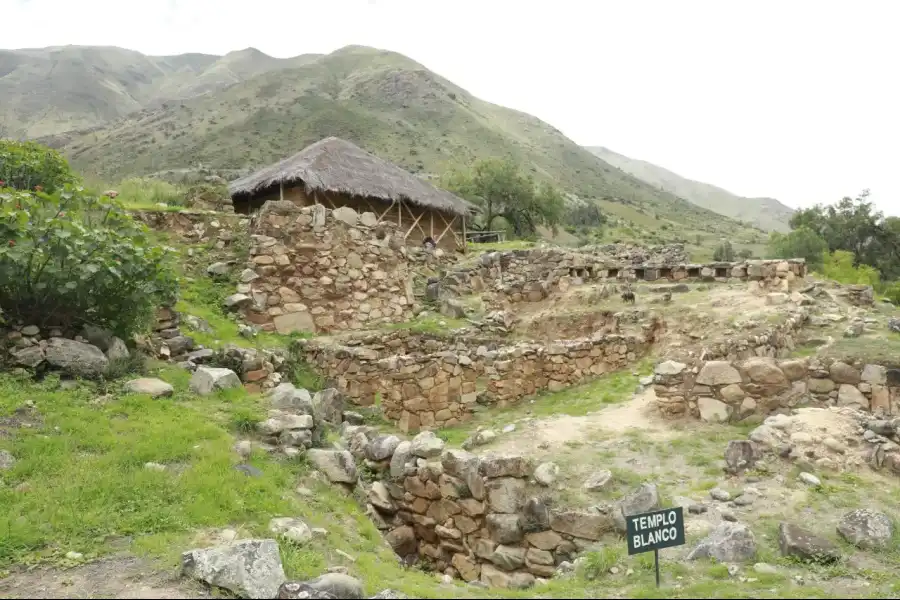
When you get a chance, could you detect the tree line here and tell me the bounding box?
[767,190,900,302]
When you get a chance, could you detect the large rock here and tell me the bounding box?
[837,384,868,409]
[837,509,894,549]
[331,206,359,226]
[105,336,130,362]
[269,517,312,544]
[698,397,731,423]
[278,573,364,599]
[777,522,840,563]
[181,539,286,599]
[550,510,614,540]
[615,483,660,533]
[742,357,787,386]
[486,513,523,544]
[125,377,174,398]
[724,440,757,474]
[13,345,45,368]
[367,435,402,462]
[533,462,559,486]
[696,361,742,386]
[480,563,511,588]
[521,497,550,532]
[830,361,861,384]
[485,477,526,513]
[44,338,109,377]
[655,360,686,376]
[389,441,413,479]
[489,545,526,571]
[410,431,445,458]
[439,298,467,319]
[312,388,345,426]
[583,469,613,491]
[861,364,887,385]
[277,582,336,599]
[269,383,314,414]
[688,522,757,563]
[307,450,358,484]
[273,312,316,335]
[190,367,241,396]
[385,525,417,557]
[479,453,533,478]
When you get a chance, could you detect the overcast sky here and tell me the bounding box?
[5,0,899,215]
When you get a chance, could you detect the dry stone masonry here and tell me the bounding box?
[234,201,419,335]
[299,331,653,433]
[655,356,900,422]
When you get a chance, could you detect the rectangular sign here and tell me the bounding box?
[626,506,685,555]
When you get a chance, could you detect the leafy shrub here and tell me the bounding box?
[768,226,828,270]
[0,185,178,337]
[819,250,881,287]
[713,240,735,261]
[884,281,900,305]
[0,140,80,193]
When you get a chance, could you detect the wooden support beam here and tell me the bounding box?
[279,181,284,201]
[377,199,396,223]
[402,201,428,239]
[433,211,459,246]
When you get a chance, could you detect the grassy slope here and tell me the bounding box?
[0,45,319,139]
[587,146,795,233]
[28,45,765,244]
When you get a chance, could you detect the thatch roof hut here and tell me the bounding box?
[229,137,476,249]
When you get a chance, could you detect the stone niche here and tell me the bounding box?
[235,201,416,335]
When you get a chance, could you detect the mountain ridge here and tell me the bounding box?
[587,145,794,232]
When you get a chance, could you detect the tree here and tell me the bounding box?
[767,226,829,270]
[443,158,564,237]
[713,240,735,262]
[0,140,80,193]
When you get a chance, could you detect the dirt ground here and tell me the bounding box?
[0,556,206,599]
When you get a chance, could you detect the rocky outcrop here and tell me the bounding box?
[181,539,286,599]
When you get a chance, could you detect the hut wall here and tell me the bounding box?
[236,184,464,251]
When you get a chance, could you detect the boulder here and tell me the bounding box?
[278,573,364,599]
[837,384,868,409]
[312,388,345,426]
[367,435,402,462]
[332,206,359,226]
[836,509,894,549]
[190,367,241,396]
[583,469,613,491]
[550,510,613,540]
[724,440,757,474]
[861,364,887,385]
[439,298,467,319]
[410,431,445,458]
[521,497,551,532]
[13,345,45,368]
[277,582,337,599]
[367,481,396,513]
[105,337,130,362]
[698,397,731,423]
[125,377,174,398]
[479,453,533,478]
[181,539,286,599]
[533,462,559,486]
[486,513,523,544]
[389,441,413,479]
[615,483,660,533]
[307,450,358,484]
[655,360,687,376]
[489,545,526,571]
[269,517,312,544]
[385,525,417,556]
[688,522,757,563]
[696,361,742,386]
[777,522,840,564]
[485,477,526,513]
[829,361,861,385]
[269,383,314,414]
[742,357,787,386]
[44,338,109,377]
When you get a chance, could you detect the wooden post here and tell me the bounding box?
[279,181,284,201]
[462,213,467,253]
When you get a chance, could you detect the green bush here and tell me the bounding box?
[819,250,881,287]
[884,281,900,305]
[0,140,80,193]
[767,226,828,270]
[0,185,178,337]
[713,240,735,261]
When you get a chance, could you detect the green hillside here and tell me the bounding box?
[3,44,765,244]
[587,146,795,232]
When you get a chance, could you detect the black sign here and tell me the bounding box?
[626,506,685,555]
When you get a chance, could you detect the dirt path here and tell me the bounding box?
[0,556,205,599]
[487,389,677,456]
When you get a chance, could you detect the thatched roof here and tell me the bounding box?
[229,137,476,216]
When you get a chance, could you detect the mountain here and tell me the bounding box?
[2,43,765,242]
[587,146,795,232]
[0,45,319,139]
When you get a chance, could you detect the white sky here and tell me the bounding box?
[4,0,899,215]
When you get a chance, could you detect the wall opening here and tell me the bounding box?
[687,267,701,278]
[607,268,619,278]
[715,267,728,278]
[634,268,645,280]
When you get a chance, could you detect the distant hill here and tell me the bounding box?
[587,146,795,232]
[1,43,766,244]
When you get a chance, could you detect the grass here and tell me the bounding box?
[114,177,186,211]
[823,332,900,366]
[435,357,654,446]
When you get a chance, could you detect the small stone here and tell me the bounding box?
[710,488,731,502]
[144,462,166,471]
[502,424,516,434]
[0,450,16,471]
[410,431,445,458]
[798,472,821,487]
[124,377,174,398]
[65,551,83,560]
[269,517,312,544]
[583,469,613,491]
[533,462,559,486]
[753,562,777,575]
[21,325,40,336]
[688,504,708,514]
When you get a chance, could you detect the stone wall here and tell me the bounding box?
[233,201,421,335]
[131,210,246,245]
[342,429,628,589]
[457,251,807,303]
[654,355,900,421]
[299,332,653,432]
